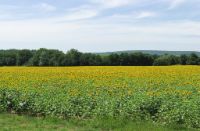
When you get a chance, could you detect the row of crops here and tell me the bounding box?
[0,66,200,128]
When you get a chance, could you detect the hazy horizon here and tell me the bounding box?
[1,48,200,53]
[0,0,199,52]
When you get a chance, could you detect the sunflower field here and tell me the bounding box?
[0,66,200,128]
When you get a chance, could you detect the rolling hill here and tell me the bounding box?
[97,50,200,56]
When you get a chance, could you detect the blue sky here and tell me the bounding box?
[0,0,200,52]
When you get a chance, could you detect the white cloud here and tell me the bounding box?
[168,0,186,9]
[33,3,57,12]
[135,11,157,19]
[61,9,98,21]
[90,0,135,8]
[0,18,200,51]
[0,1,199,51]
[110,11,157,20]
[48,5,99,21]
[0,3,57,20]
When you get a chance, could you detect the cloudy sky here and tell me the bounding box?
[0,0,200,52]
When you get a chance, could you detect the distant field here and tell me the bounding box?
[0,66,200,129]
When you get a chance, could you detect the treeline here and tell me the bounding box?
[0,48,200,66]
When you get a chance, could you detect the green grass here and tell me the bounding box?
[0,113,197,131]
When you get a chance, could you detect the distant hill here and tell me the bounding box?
[97,50,200,56]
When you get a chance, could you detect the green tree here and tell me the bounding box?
[65,49,82,66]
[180,54,188,65]
[119,53,130,65]
[39,51,49,66]
[108,54,120,66]
[186,53,199,65]
[16,50,33,66]
[48,50,65,66]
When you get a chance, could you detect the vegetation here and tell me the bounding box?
[0,66,200,129]
[0,49,200,66]
[98,50,200,56]
[1,113,192,131]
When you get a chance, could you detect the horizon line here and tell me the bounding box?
[0,48,200,53]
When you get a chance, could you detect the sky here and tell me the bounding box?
[0,0,200,52]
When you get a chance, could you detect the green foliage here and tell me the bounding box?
[0,88,200,129]
[16,50,33,66]
[0,49,199,66]
[0,66,200,129]
[1,113,189,131]
[99,50,200,56]
[153,55,180,66]
[186,53,199,65]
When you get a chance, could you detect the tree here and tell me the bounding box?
[186,53,199,65]
[129,52,154,66]
[29,49,66,66]
[153,55,179,66]
[101,56,110,66]
[0,48,199,66]
[180,54,188,65]
[48,50,65,66]
[168,55,180,65]
[39,51,49,66]
[3,50,18,66]
[16,50,33,66]
[108,54,120,66]
[153,56,170,66]
[119,53,130,66]
[80,53,102,66]
[80,53,92,66]
[28,48,49,66]
[93,55,102,66]
[65,49,82,66]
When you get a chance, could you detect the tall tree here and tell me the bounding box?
[108,54,120,66]
[16,50,33,66]
[180,54,188,65]
[186,53,199,65]
[39,51,49,66]
[65,49,82,66]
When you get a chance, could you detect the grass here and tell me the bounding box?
[0,113,197,131]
